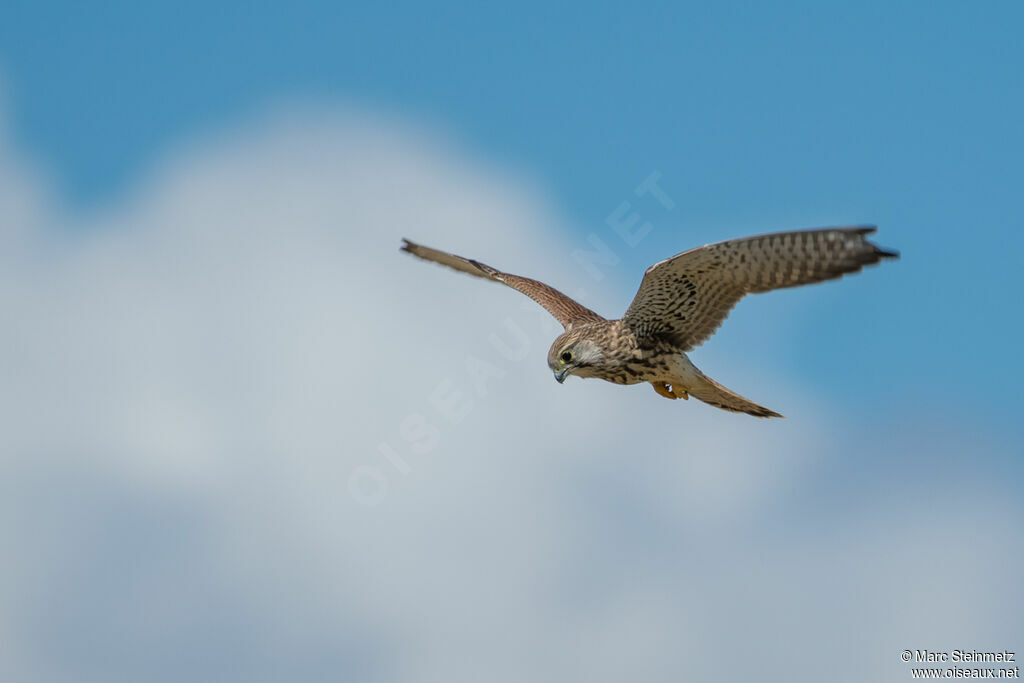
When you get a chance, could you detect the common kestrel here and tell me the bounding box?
[401,227,897,417]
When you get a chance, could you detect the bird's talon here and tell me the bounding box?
[652,382,676,399]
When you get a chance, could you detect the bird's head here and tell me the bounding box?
[547,330,605,383]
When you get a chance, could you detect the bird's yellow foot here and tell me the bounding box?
[651,382,677,399]
[672,386,689,400]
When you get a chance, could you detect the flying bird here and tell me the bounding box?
[401,227,897,418]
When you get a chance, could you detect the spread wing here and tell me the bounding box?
[401,239,606,329]
[622,226,898,350]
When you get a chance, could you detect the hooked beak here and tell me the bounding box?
[554,368,569,384]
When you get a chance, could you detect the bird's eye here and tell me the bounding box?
[560,351,572,363]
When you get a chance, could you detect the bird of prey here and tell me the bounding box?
[401,227,897,418]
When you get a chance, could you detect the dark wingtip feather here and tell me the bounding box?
[400,238,414,252]
[855,226,899,260]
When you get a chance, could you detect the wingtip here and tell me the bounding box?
[854,226,899,260]
[400,238,416,253]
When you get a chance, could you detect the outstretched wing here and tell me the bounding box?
[622,227,898,350]
[401,239,606,329]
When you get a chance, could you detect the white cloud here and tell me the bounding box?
[0,102,1019,683]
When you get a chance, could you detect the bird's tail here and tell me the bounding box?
[685,365,783,419]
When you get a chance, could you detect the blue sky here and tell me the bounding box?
[3,1,1023,429]
[1,3,1022,682]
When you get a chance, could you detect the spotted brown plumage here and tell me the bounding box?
[623,227,898,350]
[401,227,898,418]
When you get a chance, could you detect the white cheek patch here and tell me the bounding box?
[573,341,604,365]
